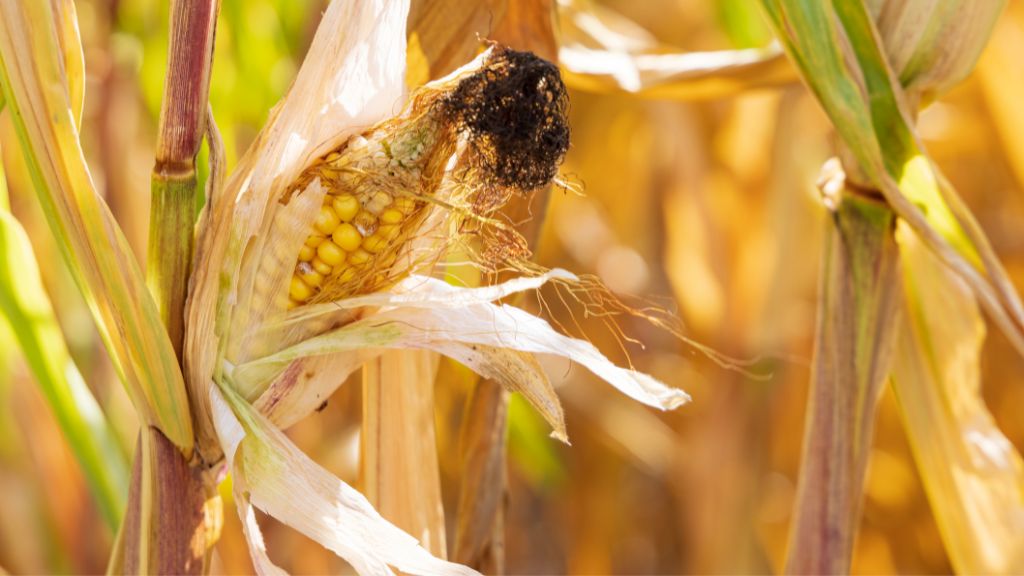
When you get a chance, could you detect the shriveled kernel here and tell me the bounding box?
[290,276,314,302]
[353,211,379,236]
[311,257,333,276]
[394,197,416,214]
[331,223,362,252]
[348,248,372,266]
[314,204,341,235]
[362,234,387,254]
[332,194,360,222]
[366,191,393,214]
[378,224,401,241]
[378,252,397,269]
[305,233,326,248]
[298,245,316,261]
[317,240,346,266]
[296,263,324,287]
[380,208,404,224]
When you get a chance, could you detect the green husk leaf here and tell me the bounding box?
[0,0,192,450]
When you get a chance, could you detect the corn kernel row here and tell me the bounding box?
[288,190,420,306]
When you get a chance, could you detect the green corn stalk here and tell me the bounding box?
[759,1,1024,573]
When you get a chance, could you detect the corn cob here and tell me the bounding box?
[285,46,569,309]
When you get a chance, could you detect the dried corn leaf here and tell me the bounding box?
[0,0,192,450]
[891,228,1024,574]
[558,0,796,99]
[210,385,477,576]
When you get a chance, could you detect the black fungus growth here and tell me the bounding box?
[441,47,570,192]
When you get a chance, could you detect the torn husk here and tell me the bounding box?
[785,164,903,574]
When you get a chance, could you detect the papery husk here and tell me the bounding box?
[185,0,409,461]
[210,385,478,576]
[558,0,796,99]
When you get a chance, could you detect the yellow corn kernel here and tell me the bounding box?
[378,224,401,241]
[380,208,404,224]
[331,223,362,252]
[298,245,316,261]
[348,248,372,266]
[362,234,387,254]
[290,276,314,302]
[332,194,360,222]
[338,268,357,282]
[314,204,341,235]
[296,263,324,287]
[393,196,416,214]
[305,233,326,248]
[317,240,346,266]
[311,257,333,276]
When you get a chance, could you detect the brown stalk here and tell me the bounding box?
[451,3,557,571]
[784,178,902,574]
[112,1,221,573]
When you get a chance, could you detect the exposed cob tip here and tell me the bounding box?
[285,47,570,309]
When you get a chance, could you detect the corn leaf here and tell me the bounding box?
[0,0,192,450]
[0,193,127,530]
[558,0,796,99]
[891,228,1024,574]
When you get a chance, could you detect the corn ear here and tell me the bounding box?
[0,0,193,451]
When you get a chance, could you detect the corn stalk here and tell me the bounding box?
[759,1,1018,572]
[113,0,222,573]
[786,178,901,574]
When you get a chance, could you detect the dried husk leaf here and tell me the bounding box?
[210,385,478,576]
[185,0,409,459]
[558,0,796,99]
[891,227,1024,574]
[235,273,686,439]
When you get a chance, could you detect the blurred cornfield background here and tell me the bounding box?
[2,0,1024,573]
